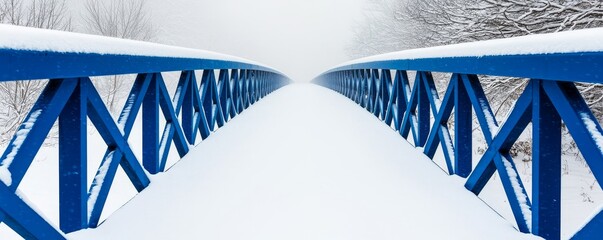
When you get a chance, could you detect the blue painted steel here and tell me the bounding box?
[532,79,561,239]
[572,209,603,239]
[0,34,289,237]
[88,73,152,227]
[0,50,285,82]
[0,182,65,239]
[59,78,88,233]
[314,48,603,239]
[323,53,603,84]
[416,72,431,147]
[143,74,160,174]
[182,71,196,144]
[454,75,472,177]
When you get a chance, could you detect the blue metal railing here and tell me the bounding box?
[314,30,603,240]
[0,26,289,239]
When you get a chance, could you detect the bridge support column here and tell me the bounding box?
[182,71,196,144]
[455,76,472,177]
[58,78,88,233]
[532,79,561,239]
[143,74,160,174]
[417,72,430,147]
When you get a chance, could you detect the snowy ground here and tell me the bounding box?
[66,84,536,239]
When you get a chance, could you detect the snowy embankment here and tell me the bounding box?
[69,84,536,240]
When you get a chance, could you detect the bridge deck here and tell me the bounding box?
[69,84,537,239]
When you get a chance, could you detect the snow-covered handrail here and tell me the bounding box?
[0,24,285,81]
[0,25,289,239]
[314,28,603,240]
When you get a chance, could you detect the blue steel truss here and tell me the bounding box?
[0,36,289,238]
[315,51,603,240]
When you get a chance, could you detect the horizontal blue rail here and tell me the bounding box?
[0,26,289,239]
[314,30,603,240]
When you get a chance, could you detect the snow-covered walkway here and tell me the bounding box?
[69,84,537,239]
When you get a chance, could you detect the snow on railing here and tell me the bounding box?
[0,24,289,239]
[314,27,603,240]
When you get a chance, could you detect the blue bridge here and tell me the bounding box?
[0,25,602,239]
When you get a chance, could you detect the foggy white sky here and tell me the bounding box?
[148,0,368,82]
[69,0,369,82]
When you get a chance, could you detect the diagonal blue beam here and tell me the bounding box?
[0,183,65,239]
[1,79,77,190]
[423,74,456,175]
[543,80,603,184]
[384,70,398,127]
[572,209,603,239]
[465,82,534,193]
[156,74,191,171]
[192,75,212,140]
[464,81,534,233]
[399,76,420,142]
[87,73,152,227]
[84,77,150,191]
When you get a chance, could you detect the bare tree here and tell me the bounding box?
[351,0,603,55]
[398,0,603,45]
[348,0,413,58]
[0,0,71,144]
[0,0,24,25]
[83,0,156,113]
[1,0,71,29]
[83,0,155,41]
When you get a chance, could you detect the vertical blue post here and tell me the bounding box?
[532,79,561,239]
[143,74,160,174]
[250,71,256,104]
[454,75,472,177]
[346,72,351,99]
[58,78,88,233]
[228,70,237,118]
[417,72,430,147]
[242,70,250,109]
[395,70,408,130]
[217,69,229,125]
[201,70,216,131]
[232,70,242,114]
[353,71,359,104]
[380,69,390,121]
[363,70,369,108]
[372,69,381,118]
[367,70,376,112]
[182,71,195,144]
